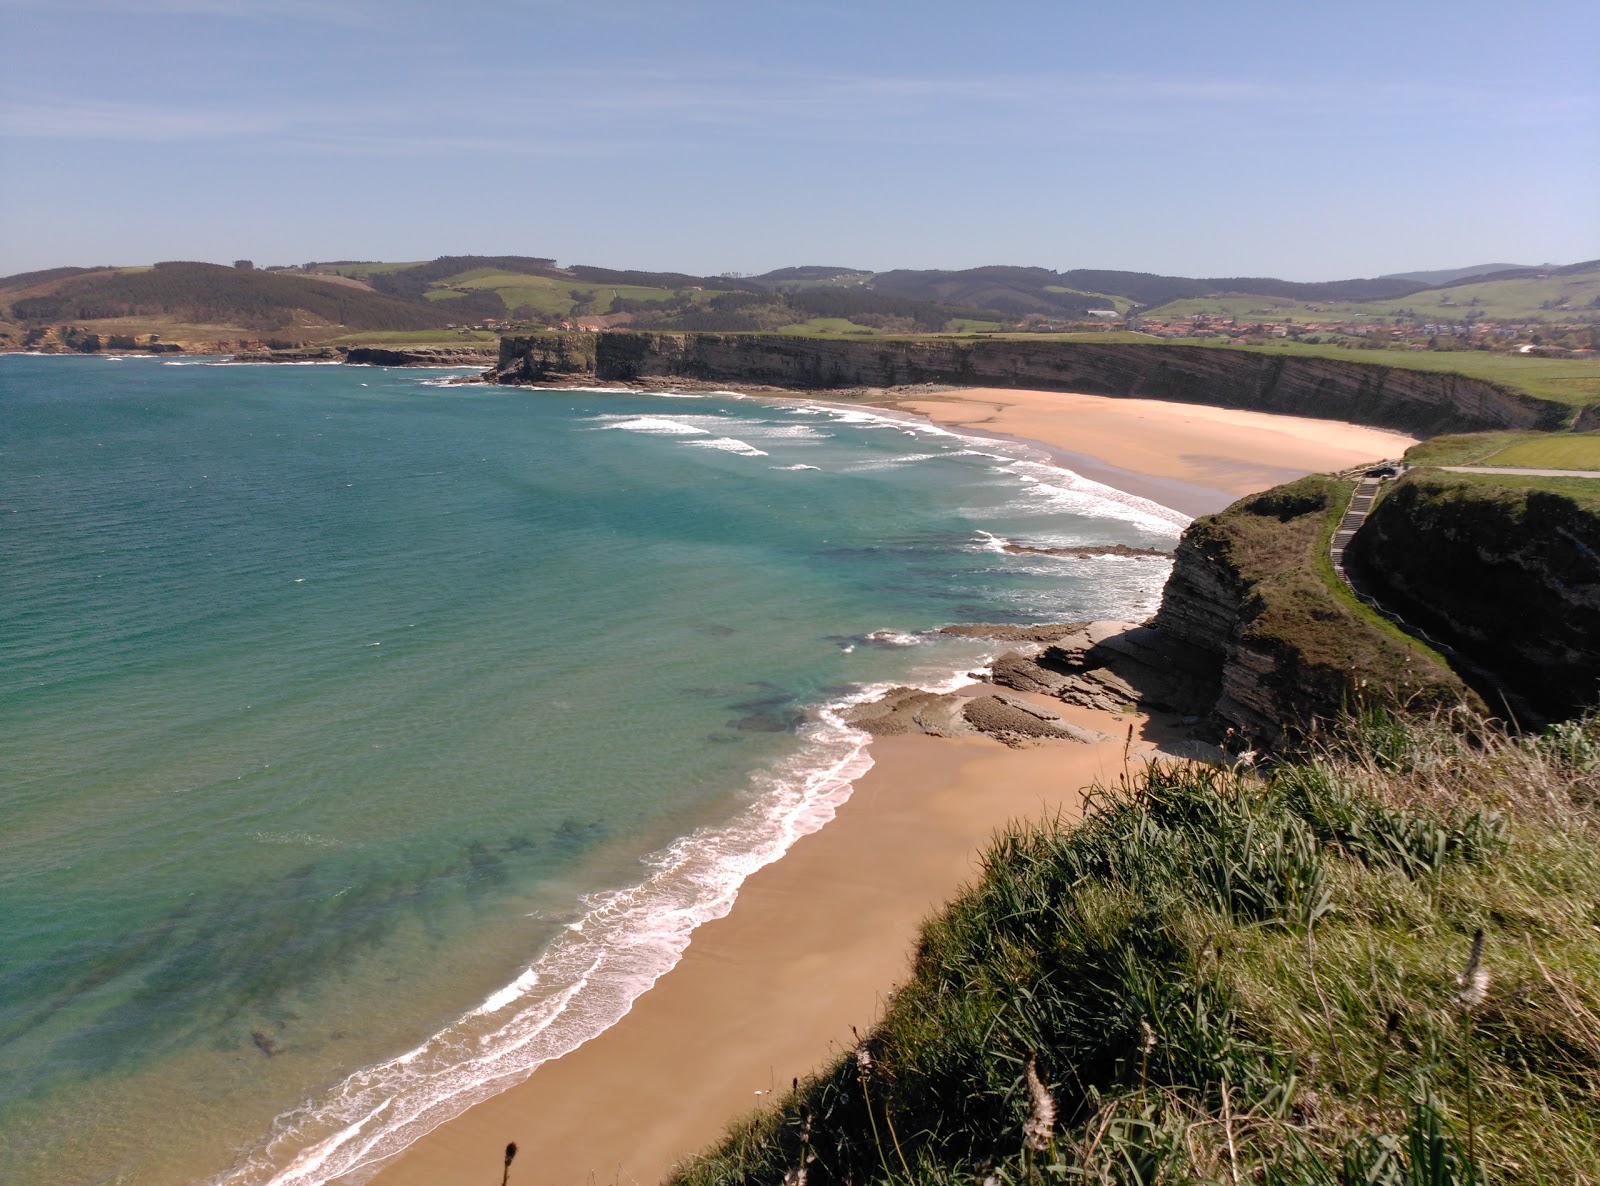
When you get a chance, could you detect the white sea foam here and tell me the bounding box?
[598,416,710,436]
[998,460,1188,534]
[213,660,987,1186]
[862,629,922,647]
[773,464,822,471]
[684,437,769,457]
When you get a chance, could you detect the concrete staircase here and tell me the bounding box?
[1331,476,1381,582]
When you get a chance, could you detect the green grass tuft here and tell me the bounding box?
[670,710,1600,1185]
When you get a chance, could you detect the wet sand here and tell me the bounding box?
[372,703,1156,1186]
[371,389,1416,1186]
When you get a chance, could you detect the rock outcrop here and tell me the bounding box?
[1345,473,1600,719]
[844,686,1110,748]
[343,346,497,367]
[493,332,1567,436]
[985,621,1220,717]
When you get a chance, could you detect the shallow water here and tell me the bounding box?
[0,356,1185,1184]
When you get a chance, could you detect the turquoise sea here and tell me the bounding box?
[0,355,1187,1185]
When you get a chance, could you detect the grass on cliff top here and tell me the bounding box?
[1404,432,1600,471]
[671,709,1600,1186]
[332,329,500,346]
[1220,341,1600,409]
[1191,475,1464,716]
[1307,481,1457,675]
[670,331,1600,408]
[1405,467,1600,512]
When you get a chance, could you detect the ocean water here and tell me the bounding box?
[0,355,1187,1185]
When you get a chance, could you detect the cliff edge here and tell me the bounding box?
[1345,472,1600,719]
[494,331,1567,436]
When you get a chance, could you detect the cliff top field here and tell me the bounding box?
[1406,432,1600,468]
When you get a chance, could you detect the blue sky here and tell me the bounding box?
[1,0,1595,279]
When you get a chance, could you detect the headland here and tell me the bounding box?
[367,388,1420,1186]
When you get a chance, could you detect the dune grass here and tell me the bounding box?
[671,709,1600,1186]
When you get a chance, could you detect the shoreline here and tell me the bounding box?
[356,388,1416,1186]
[371,701,1172,1186]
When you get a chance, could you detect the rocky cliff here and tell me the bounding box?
[495,332,1566,436]
[970,477,1471,747]
[1150,477,1468,743]
[1345,473,1600,719]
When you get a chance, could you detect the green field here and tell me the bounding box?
[1403,432,1546,466]
[1145,292,1398,323]
[332,329,500,346]
[1226,340,1600,408]
[1477,432,1600,469]
[1143,269,1600,325]
[1420,467,1600,504]
[417,268,721,318]
[314,261,425,278]
[773,317,878,335]
[1423,270,1600,321]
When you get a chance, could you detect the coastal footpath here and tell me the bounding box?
[492,331,1571,436]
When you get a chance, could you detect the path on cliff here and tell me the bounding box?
[1329,475,1537,726]
[1330,476,1381,578]
[1440,465,1600,478]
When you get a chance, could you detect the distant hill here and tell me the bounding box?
[5,254,1596,351]
[1380,263,1536,285]
[4,262,450,335]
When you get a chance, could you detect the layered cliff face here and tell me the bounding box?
[1152,477,1467,744]
[496,333,598,382]
[495,332,1565,436]
[1345,474,1600,719]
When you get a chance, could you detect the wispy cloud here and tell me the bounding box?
[4,64,1591,154]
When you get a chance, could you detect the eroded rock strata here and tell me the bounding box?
[493,332,1566,436]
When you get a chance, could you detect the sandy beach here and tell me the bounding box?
[370,389,1418,1186]
[879,386,1418,515]
[373,704,1156,1186]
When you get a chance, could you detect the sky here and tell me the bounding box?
[0,0,1596,281]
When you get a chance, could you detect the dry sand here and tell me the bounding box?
[883,387,1417,514]
[373,702,1157,1186]
[371,389,1417,1186]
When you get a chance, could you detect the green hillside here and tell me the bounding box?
[1142,262,1600,325]
[2,261,450,338]
[6,254,1599,356]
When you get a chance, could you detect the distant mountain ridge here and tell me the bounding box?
[3,254,1596,349]
[1380,263,1536,285]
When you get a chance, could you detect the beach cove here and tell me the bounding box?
[367,385,1415,1186]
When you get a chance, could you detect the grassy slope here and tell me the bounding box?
[1142,269,1600,324]
[1406,433,1600,470]
[1411,469,1600,506]
[1184,476,1465,720]
[672,713,1600,1186]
